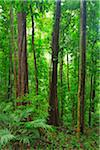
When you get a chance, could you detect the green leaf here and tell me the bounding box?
[0,128,15,147]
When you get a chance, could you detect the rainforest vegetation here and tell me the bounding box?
[0,0,99,149]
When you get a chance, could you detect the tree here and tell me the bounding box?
[87,1,99,127]
[7,6,13,99]
[60,48,64,120]
[67,53,70,92]
[77,0,86,134]
[48,0,61,126]
[17,2,28,97]
[30,4,38,95]
[0,0,99,149]
[9,4,18,99]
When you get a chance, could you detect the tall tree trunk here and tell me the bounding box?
[17,5,29,150]
[78,50,80,85]
[7,6,14,99]
[48,0,61,126]
[7,55,13,99]
[14,47,18,98]
[77,0,86,135]
[67,53,70,91]
[92,75,95,112]
[89,74,92,127]
[10,5,18,98]
[30,5,38,95]
[49,57,52,99]
[17,4,28,97]
[60,49,64,120]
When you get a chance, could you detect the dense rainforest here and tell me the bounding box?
[0,0,99,149]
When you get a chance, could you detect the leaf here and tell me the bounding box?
[25,119,52,131]
[0,128,15,147]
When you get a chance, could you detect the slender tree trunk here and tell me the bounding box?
[7,56,13,99]
[72,97,75,127]
[7,6,14,99]
[49,57,52,99]
[48,0,61,126]
[78,51,80,85]
[30,5,38,95]
[60,49,64,120]
[77,0,86,135]
[18,13,22,97]
[14,48,18,98]
[89,54,96,126]
[17,8,28,97]
[21,12,28,95]
[10,5,18,98]
[67,53,70,91]
[92,75,95,112]
[89,75,92,127]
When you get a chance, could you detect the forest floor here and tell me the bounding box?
[33,126,99,150]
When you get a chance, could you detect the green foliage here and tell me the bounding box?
[25,119,51,129]
[0,129,15,148]
[0,0,99,149]
[63,0,80,10]
[0,98,51,149]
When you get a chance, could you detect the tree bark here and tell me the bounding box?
[10,5,18,98]
[48,0,61,126]
[7,6,14,99]
[14,47,18,98]
[7,56,13,99]
[77,0,86,134]
[17,4,28,97]
[91,75,95,112]
[67,53,70,91]
[30,5,38,95]
[60,49,64,120]
[89,75,92,127]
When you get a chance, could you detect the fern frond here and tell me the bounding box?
[0,128,15,147]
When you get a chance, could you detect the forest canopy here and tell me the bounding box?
[0,0,99,149]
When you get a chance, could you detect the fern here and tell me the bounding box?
[25,119,52,130]
[0,128,15,147]
[17,135,30,144]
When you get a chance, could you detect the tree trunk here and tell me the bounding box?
[10,5,18,98]
[14,47,18,98]
[60,49,64,120]
[48,0,61,126]
[17,8,28,97]
[89,75,92,127]
[77,0,86,135]
[67,53,70,91]
[7,6,13,99]
[30,5,38,95]
[92,75,95,112]
[49,57,52,100]
[17,6,29,150]
[7,56,13,99]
